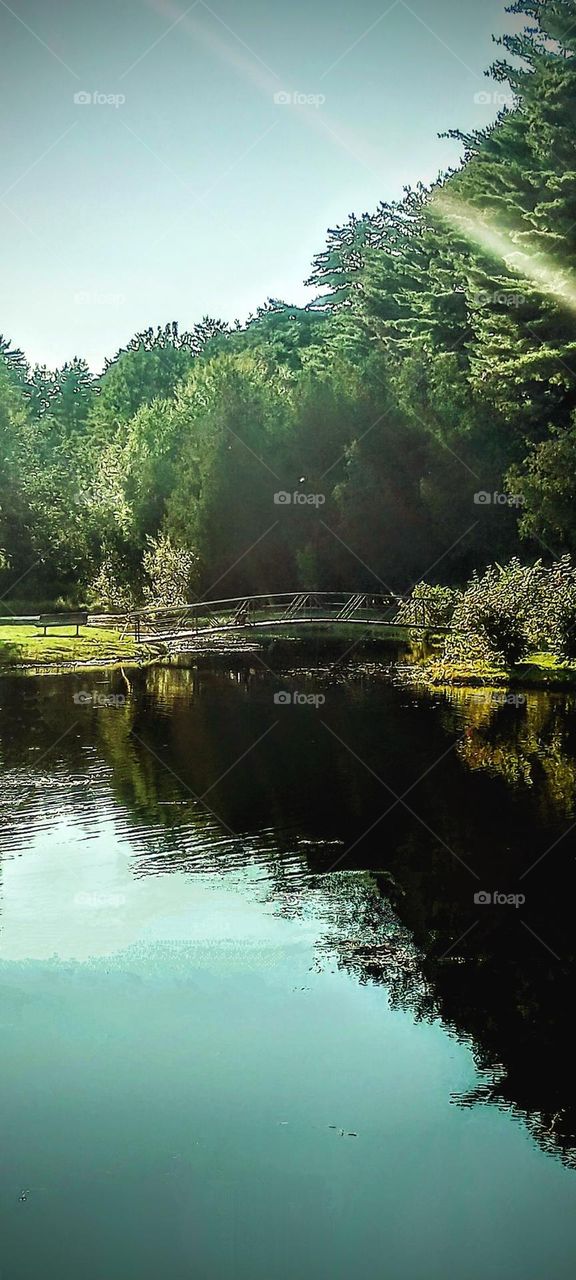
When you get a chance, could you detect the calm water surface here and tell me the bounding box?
[1,658,576,1279]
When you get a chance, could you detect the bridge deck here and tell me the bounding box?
[125,591,443,645]
[149,620,440,638]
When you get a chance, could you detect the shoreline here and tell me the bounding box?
[0,623,163,676]
[397,655,576,692]
[3,624,576,691]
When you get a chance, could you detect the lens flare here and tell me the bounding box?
[433,192,576,314]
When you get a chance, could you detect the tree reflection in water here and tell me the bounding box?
[1,661,576,1169]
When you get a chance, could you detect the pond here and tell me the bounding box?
[1,657,576,1279]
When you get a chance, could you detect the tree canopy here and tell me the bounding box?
[2,0,576,607]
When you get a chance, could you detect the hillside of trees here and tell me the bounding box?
[1,0,576,608]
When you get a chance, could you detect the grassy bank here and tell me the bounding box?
[404,652,576,690]
[0,624,158,671]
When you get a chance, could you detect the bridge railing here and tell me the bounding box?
[124,591,407,640]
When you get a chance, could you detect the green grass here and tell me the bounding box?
[410,652,576,689]
[0,624,151,670]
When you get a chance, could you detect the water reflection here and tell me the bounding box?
[438,684,576,816]
[1,660,576,1171]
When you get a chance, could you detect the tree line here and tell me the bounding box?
[1,0,575,609]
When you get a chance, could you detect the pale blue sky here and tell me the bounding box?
[0,0,518,370]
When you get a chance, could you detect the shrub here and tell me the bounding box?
[142,533,200,607]
[87,553,137,612]
[443,560,543,666]
[396,582,460,628]
[554,602,576,661]
[443,556,576,665]
[478,605,529,665]
[537,556,576,660]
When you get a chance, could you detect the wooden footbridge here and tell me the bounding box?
[125,591,441,647]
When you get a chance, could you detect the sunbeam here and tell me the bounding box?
[434,191,576,313]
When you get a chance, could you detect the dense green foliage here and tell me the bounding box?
[396,583,459,628]
[2,0,576,608]
[440,555,576,664]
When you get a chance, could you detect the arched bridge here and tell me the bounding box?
[126,591,442,646]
